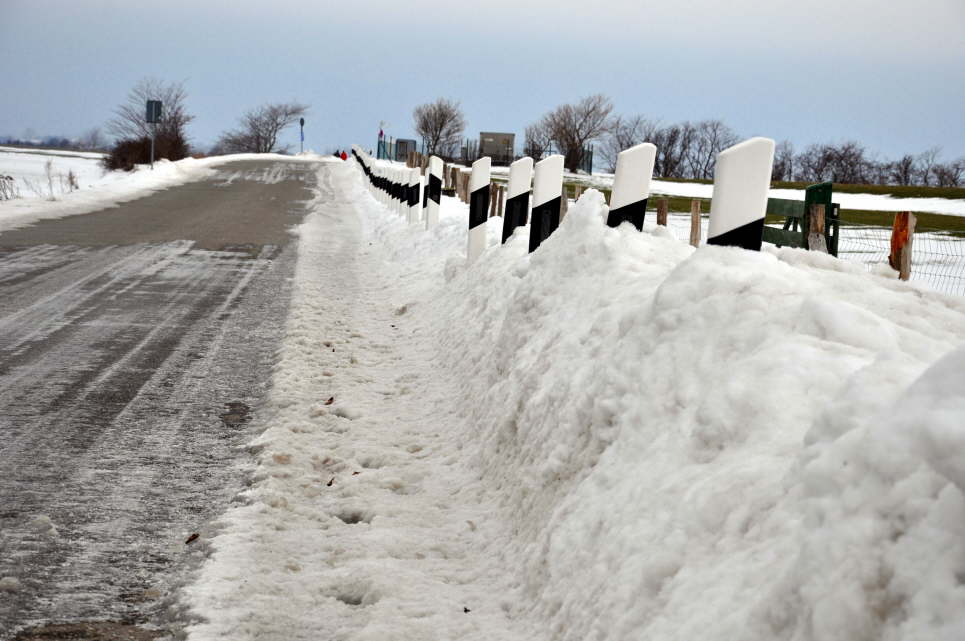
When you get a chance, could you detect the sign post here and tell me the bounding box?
[145,100,162,170]
[299,117,305,154]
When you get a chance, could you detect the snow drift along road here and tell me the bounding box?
[184,160,965,641]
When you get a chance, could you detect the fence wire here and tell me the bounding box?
[661,213,965,297]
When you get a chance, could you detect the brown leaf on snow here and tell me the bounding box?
[185,533,199,545]
[352,471,360,476]
[324,397,334,405]
[327,477,335,487]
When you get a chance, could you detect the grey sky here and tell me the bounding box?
[2,0,963,161]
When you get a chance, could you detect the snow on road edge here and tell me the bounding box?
[0,152,326,234]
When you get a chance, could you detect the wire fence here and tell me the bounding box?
[835,219,965,297]
[661,213,965,297]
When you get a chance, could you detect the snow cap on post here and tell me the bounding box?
[408,167,421,224]
[607,142,656,230]
[467,156,492,264]
[426,156,443,230]
[502,156,533,244]
[528,154,564,253]
[707,137,775,251]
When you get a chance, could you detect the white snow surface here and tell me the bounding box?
[184,160,965,640]
[0,148,325,234]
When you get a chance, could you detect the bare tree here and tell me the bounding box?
[915,146,942,186]
[107,78,193,145]
[538,94,615,172]
[651,123,695,178]
[413,98,465,157]
[933,159,964,187]
[772,140,794,181]
[78,127,105,151]
[523,121,553,161]
[601,115,659,172]
[686,120,738,180]
[215,102,309,154]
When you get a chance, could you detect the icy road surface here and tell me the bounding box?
[0,159,322,639]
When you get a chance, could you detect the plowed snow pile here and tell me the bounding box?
[183,161,965,641]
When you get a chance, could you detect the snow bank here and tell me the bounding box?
[361,165,965,638]
[185,160,965,640]
[0,150,326,234]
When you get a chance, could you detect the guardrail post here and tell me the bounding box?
[502,157,533,244]
[607,142,656,230]
[426,156,443,230]
[707,137,775,250]
[529,155,564,252]
[467,157,491,263]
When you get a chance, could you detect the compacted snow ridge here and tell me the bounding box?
[183,159,965,641]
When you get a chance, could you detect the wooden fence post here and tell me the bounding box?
[497,185,505,218]
[889,211,916,281]
[560,184,569,219]
[574,185,583,201]
[807,204,828,253]
[690,199,701,247]
[489,182,498,217]
[656,198,668,226]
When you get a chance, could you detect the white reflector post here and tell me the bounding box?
[528,154,564,253]
[502,157,533,243]
[707,137,775,251]
[467,156,491,264]
[608,142,656,230]
[426,156,443,230]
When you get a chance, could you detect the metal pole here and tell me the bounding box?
[150,123,155,170]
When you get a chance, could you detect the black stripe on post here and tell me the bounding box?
[606,198,648,231]
[428,174,442,204]
[408,183,419,207]
[469,186,490,229]
[528,196,561,253]
[707,217,765,251]
[501,191,529,244]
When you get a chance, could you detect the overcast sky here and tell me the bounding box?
[2,0,963,161]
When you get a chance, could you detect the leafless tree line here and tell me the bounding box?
[774,141,963,187]
[520,94,964,187]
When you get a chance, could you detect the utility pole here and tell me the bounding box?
[299,117,305,154]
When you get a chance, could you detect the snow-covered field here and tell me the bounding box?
[0,147,325,234]
[181,160,965,640]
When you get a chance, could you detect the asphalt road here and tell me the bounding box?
[0,159,322,639]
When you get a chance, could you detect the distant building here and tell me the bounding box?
[479,132,515,164]
[394,138,417,162]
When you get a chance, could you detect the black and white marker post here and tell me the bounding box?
[408,168,421,224]
[706,137,775,251]
[425,156,443,230]
[607,142,656,230]
[501,156,533,244]
[528,155,564,253]
[467,157,491,263]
